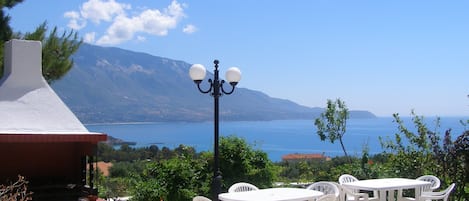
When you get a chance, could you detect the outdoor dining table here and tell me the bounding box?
[218,187,324,201]
[341,178,431,201]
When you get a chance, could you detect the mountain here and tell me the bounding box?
[51,43,375,123]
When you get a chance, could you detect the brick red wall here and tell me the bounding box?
[0,142,95,185]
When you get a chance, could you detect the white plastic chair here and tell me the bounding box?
[228,182,259,193]
[399,175,441,201]
[306,181,340,200]
[317,194,339,201]
[338,174,378,201]
[419,183,455,201]
[339,174,359,184]
[193,195,211,201]
[417,175,441,192]
[340,184,370,201]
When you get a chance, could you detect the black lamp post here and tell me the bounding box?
[189,60,241,201]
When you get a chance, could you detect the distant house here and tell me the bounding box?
[281,153,331,162]
[0,40,107,201]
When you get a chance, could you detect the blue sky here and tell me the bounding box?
[5,0,469,117]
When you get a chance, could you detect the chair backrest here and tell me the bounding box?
[193,195,212,201]
[338,174,359,184]
[417,175,441,191]
[420,183,455,201]
[228,182,259,193]
[317,194,338,201]
[306,181,340,198]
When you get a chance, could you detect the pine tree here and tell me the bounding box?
[0,0,24,75]
[0,0,82,83]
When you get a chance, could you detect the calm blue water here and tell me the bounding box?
[85,117,468,162]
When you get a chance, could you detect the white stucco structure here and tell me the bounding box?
[0,39,93,134]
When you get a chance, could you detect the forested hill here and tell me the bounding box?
[51,43,376,123]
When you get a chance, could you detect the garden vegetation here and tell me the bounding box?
[94,112,468,201]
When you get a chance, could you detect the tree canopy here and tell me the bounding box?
[0,0,81,83]
[314,98,351,162]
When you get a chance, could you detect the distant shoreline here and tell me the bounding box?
[84,115,469,126]
[103,136,136,146]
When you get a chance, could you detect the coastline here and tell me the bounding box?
[89,117,468,162]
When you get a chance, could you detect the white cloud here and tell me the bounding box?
[80,0,130,24]
[136,35,146,42]
[166,0,186,19]
[183,24,197,34]
[64,0,189,45]
[96,15,137,45]
[84,32,96,43]
[64,11,86,30]
[138,9,181,36]
[97,1,186,45]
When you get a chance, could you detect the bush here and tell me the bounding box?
[125,136,277,201]
[379,112,468,200]
[131,154,211,201]
[219,135,276,190]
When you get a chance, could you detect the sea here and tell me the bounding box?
[85,117,468,162]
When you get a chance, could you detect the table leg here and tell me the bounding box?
[388,190,395,201]
[415,187,421,201]
[379,190,386,201]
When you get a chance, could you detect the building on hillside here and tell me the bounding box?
[0,40,107,201]
[281,153,331,163]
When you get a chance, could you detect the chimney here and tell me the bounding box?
[0,39,91,133]
[1,39,45,90]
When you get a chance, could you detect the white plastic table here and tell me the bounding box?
[218,187,324,201]
[341,178,431,201]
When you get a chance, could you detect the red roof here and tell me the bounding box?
[282,153,328,161]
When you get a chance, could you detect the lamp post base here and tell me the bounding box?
[212,173,222,201]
